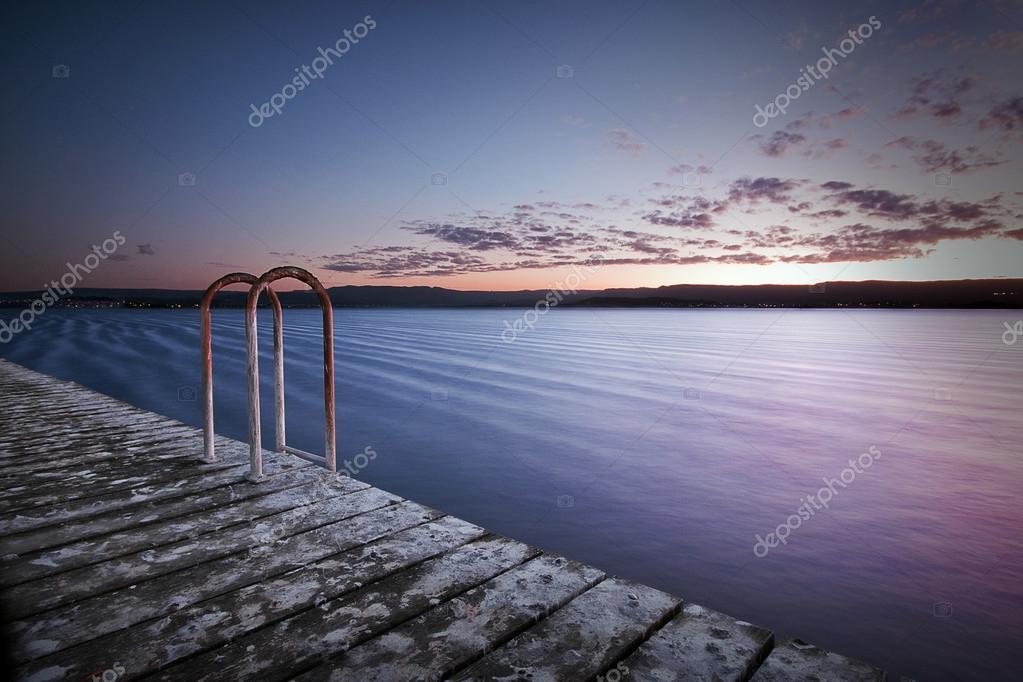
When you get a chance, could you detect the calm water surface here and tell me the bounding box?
[2,308,1021,680]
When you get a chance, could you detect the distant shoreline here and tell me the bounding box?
[0,278,1020,309]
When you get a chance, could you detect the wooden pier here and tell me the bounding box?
[0,359,889,681]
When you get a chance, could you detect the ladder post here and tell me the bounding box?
[200,272,282,465]
[244,266,336,481]
[245,287,265,481]
[273,294,286,452]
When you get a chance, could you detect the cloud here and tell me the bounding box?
[608,128,644,153]
[667,163,712,176]
[755,131,806,157]
[884,136,1004,173]
[894,71,976,120]
[785,106,869,131]
[819,182,1010,234]
[728,177,803,204]
[984,31,1023,52]
[314,174,1023,278]
[643,196,726,230]
[405,223,524,251]
[980,96,1023,131]
[897,3,946,24]
[804,138,848,159]
[781,221,1004,263]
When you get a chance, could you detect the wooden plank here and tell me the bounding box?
[0,426,197,472]
[0,445,303,536]
[621,603,774,681]
[299,554,606,681]
[0,470,368,586]
[452,577,681,681]
[0,428,199,469]
[0,425,199,462]
[750,639,887,681]
[0,417,190,454]
[0,405,179,429]
[0,437,228,497]
[0,464,321,556]
[9,500,442,661]
[1,486,402,618]
[0,455,241,514]
[152,536,540,682]
[17,516,486,680]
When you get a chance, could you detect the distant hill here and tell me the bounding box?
[0,279,1020,309]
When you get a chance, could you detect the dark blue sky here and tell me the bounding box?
[2,0,1021,290]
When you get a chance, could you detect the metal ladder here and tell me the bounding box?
[200,266,336,481]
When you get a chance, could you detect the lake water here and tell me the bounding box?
[2,308,1020,680]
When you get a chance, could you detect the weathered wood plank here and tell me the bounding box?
[17,516,486,680]
[0,426,198,473]
[0,435,216,490]
[153,536,540,682]
[0,419,192,457]
[0,435,192,469]
[0,463,321,557]
[8,500,441,661]
[2,486,402,618]
[0,471,368,586]
[0,408,181,434]
[750,639,887,681]
[300,554,606,681]
[0,442,301,536]
[0,456,241,514]
[621,603,774,681]
[452,577,681,681]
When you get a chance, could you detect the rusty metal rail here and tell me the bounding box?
[201,267,336,481]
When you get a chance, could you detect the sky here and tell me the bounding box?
[1,0,1022,292]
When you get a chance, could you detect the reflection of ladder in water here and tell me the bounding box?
[200,266,336,481]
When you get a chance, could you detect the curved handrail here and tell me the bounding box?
[245,266,336,480]
[200,272,283,463]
